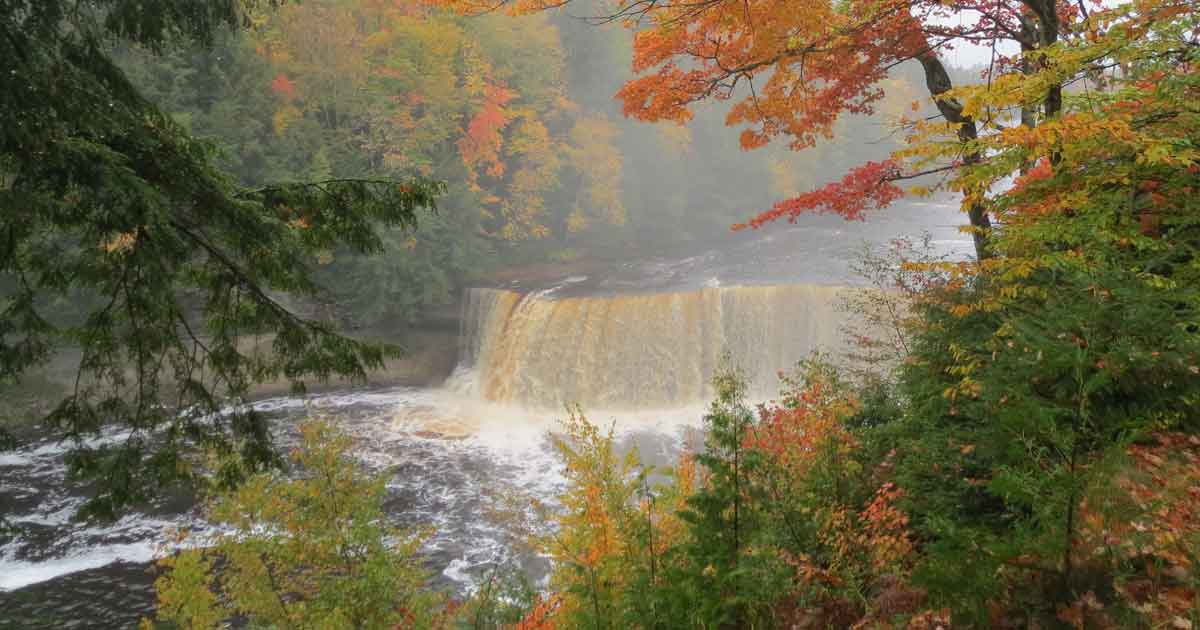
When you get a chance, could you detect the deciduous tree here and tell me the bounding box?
[437,0,1099,260]
[149,419,438,629]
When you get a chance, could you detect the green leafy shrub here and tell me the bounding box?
[148,419,440,630]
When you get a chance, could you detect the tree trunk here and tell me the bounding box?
[1024,0,1063,119]
[916,52,993,260]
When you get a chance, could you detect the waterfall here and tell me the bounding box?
[452,284,848,409]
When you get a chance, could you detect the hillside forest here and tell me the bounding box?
[112,0,934,330]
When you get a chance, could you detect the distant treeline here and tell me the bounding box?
[112,0,941,330]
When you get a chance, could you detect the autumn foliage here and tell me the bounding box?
[149,420,438,629]
[439,0,1110,258]
[1070,434,1200,627]
[502,1,1200,627]
[460,83,517,180]
[735,161,905,228]
[253,0,629,241]
[139,0,1200,627]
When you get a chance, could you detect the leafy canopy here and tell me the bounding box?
[435,0,1093,258]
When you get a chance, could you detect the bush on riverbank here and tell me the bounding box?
[148,420,440,629]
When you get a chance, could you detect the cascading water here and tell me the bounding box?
[0,282,851,626]
[0,184,968,627]
[451,284,848,408]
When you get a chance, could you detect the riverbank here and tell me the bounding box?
[245,328,459,399]
[0,328,460,436]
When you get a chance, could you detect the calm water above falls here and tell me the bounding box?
[0,198,971,627]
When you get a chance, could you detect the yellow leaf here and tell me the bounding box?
[101,229,138,254]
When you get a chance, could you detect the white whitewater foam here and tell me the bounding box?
[1,384,704,593]
[0,541,158,591]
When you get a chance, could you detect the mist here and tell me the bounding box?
[6,0,1167,625]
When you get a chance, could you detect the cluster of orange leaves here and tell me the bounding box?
[459,83,516,181]
[270,73,298,100]
[746,374,945,627]
[745,376,858,478]
[735,160,905,229]
[611,0,924,151]
[859,482,916,573]
[509,595,562,630]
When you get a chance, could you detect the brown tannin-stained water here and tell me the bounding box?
[453,284,845,408]
[0,197,971,627]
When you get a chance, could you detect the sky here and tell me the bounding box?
[940,0,1125,68]
[934,11,1022,68]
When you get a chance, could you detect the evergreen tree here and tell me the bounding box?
[674,366,774,628]
[0,0,442,518]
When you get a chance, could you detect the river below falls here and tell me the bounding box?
[0,386,703,628]
[0,196,973,627]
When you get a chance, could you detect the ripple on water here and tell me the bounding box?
[0,386,701,623]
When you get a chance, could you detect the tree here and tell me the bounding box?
[562,114,627,234]
[436,0,1097,260]
[536,407,645,630]
[522,406,698,630]
[0,0,442,518]
[889,0,1200,621]
[669,367,779,628]
[148,419,440,629]
[836,233,952,383]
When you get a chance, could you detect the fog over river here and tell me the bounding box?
[0,198,969,627]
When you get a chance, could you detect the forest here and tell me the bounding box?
[108,0,930,331]
[1,0,1198,628]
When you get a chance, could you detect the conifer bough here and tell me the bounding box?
[0,0,443,519]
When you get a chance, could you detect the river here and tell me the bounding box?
[0,198,970,628]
